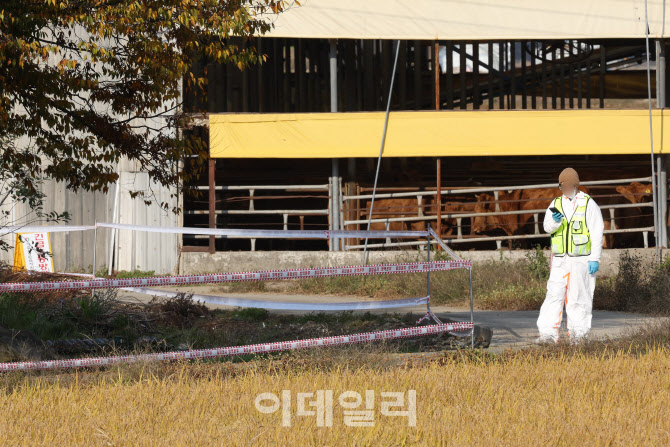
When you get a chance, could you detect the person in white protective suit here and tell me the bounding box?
[536,168,604,343]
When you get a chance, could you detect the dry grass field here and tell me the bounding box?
[1,255,669,445]
[1,339,669,446]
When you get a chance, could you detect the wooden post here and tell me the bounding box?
[436,159,442,248]
[521,40,527,109]
[447,42,454,109]
[488,42,494,109]
[434,41,440,110]
[599,46,606,108]
[414,40,422,109]
[473,44,480,109]
[460,41,467,109]
[510,41,516,109]
[208,158,216,254]
[498,41,505,109]
[541,42,547,109]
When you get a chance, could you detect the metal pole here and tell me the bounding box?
[658,156,668,250]
[330,39,338,113]
[208,158,216,254]
[435,42,442,251]
[363,40,401,264]
[426,223,431,298]
[656,41,668,253]
[332,162,340,250]
[657,40,666,109]
[328,178,333,251]
[644,1,660,263]
[330,39,340,251]
[108,169,121,276]
[661,168,668,251]
[91,222,98,298]
[469,266,475,349]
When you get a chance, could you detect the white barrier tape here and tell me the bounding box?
[0,225,96,237]
[1,222,429,239]
[97,222,428,239]
[0,322,474,371]
[428,228,463,261]
[122,286,429,310]
[0,260,472,293]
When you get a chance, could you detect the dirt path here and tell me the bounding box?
[118,286,659,352]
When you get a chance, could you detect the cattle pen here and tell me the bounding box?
[182,174,660,252]
[3,1,670,275]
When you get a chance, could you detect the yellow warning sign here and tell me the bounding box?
[12,232,54,273]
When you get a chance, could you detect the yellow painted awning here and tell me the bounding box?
[209,110,669,158]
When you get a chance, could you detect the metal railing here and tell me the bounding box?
[182,176,663,251]
[341,176,658,250]
[185,184,331,251]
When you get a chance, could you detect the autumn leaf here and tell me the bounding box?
[0,0,293,208]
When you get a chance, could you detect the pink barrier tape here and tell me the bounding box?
[416,312,432,324]
[0,322,474,371]
[0,260,472,293]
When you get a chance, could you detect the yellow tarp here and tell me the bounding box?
[209,110,669,158]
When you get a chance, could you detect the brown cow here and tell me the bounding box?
[471,190,524,237]
[360,197,435,231]
[516,186,616,248]
[472,187,614,248]
[612,182,653,247]
[517,186,590,233]
[439,200,478,238]
[616,182,653,205]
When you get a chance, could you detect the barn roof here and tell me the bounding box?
[263,0,669,40]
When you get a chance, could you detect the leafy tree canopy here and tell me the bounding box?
[0,0,289,208]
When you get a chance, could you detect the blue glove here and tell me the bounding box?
[552,211,563,222]
[588,261,599,274]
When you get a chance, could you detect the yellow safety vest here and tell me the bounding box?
[550,195,592,257]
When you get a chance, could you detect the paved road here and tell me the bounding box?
[437,309,656,352]
[119,286,658,352]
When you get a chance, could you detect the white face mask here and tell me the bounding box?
[565,187,577,200]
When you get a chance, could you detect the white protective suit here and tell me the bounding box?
[536,191,604,342]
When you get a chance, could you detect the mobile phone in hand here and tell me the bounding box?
[549,206,561,215]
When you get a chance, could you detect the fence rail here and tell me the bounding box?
[183,175,664,252]
[344,177,653,201]
[341,176,661,250]
[345,227,657,250]
[184,183,334,251]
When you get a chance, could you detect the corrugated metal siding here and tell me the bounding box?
[115,172,179,275]
[0,173,179,275]
[0,42,181,275]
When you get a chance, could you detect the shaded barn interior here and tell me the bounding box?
[183,155,658,251]
[185,39,652,114]
[183,38,665,252]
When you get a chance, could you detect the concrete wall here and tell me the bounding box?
[180,248,659,277]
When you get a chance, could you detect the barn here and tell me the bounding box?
[182,1,669,259]
[2,0,669,274]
